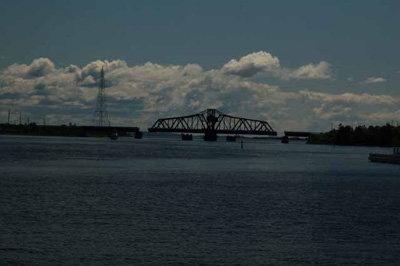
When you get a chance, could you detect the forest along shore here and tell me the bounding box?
[309,124,400,147]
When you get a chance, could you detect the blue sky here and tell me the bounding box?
[1,0,400,132]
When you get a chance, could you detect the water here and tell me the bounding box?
[1,135,399,266]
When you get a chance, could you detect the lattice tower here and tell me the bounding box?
[93,66,110,126]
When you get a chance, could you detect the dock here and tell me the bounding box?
[369,147,400,165]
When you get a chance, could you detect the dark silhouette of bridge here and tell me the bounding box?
[281,131,312,144]
[284,131,311,138]
[148,109,277,141]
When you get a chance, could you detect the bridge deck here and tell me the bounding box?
[284,131,312,137]
[149,128,277,135]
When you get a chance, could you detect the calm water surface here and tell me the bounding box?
[1,135,399,266]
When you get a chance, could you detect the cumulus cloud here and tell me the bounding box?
[222,51,280,77]
[291,61,331,80]
[360,77,386,85]
[0,56,397,132]
[4,58,55,78]
[222,51,332,79]
[79,59,128,81]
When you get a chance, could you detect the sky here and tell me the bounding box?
[1,0,400,133]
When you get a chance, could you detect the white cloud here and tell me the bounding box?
[291,61,332,80]
[4,58,55,78]
[222,51,280,77]
[360,77,386,85]
[222,51,332,80]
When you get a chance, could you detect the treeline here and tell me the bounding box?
[0,123,136,137]
[0,123,90,137]
[310,124,400,147]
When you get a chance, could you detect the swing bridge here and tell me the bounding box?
[148,109,277,141]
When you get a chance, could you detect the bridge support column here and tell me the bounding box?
[181,134,193,141]
[226,136,236,142]
[204,131,217,141]
[134,131,142,139]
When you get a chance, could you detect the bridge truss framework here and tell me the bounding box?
[148,109,277,140]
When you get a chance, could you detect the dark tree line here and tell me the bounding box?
[310,124,400,147]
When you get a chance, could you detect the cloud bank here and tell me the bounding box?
[0,52,398,132]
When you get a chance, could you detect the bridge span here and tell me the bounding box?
[148,109,277,141]
[281,131,313,144]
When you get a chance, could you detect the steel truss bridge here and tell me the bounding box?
[148,109,277,140]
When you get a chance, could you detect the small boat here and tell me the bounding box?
[109,130,119,140]
[369,147,400,165]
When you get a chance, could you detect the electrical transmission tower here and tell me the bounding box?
[93,66,110,127]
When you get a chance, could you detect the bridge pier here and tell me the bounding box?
[181,133,193,141]
[226,136,236,142]
[283,131,312,144]
[204,131,217,141]
[134,131,143,139]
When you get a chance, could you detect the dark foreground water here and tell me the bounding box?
[1,135,399,266]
